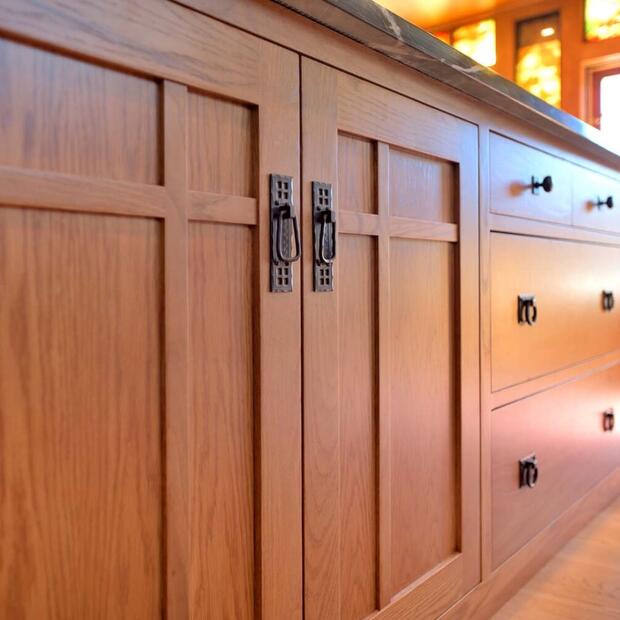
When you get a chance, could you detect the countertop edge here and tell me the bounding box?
[272,0,620,168]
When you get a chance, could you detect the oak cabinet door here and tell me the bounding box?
[301,59,480,620]
[0,3,302,619]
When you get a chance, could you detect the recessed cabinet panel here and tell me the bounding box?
[187,92,256,197]
[338,134,377,214]
[390,239,458,595]
[338,234,378,620]
[491,233,620,391]
[389,148,455,223]
[492,363,620,568]
[189,222,255,618]
[0,38,160,184]
[0,208,164,619]
[302,58,479,620]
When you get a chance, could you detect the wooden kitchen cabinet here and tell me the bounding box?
[301,59,480,619]
[1,0,620,619]
[0,6,302,618]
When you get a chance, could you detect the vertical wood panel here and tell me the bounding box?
[163,80,190,619]
[302,58,342,620]
[189,223,255,618]
[339,234,378,620]
[389,239,458,597]
[0,208,163,619]
[187,91,256,196]
[0,38,159,184]
[377,141,392,609]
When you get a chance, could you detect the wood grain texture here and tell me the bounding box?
[189,222,255,619]
[187,91,256,197]
[0,207,163,619]
[338,133,377,213]
[492,363,620,569]
[389,146,455,223]
[302,58,480,619]
[491,233,620,391]
[493,496,620,619]
[339,235,379,620]
[162,79,190,619]
[0,166,168,218]
[188,191,257,225]
[489,132,572,225]
[389,239,458,596]
[0,38,159,184]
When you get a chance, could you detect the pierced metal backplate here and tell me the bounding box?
[270,174,294,293]
[312,181,335,292]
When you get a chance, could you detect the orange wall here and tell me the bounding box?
[432,0,620,119]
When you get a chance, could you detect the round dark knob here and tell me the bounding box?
[531,175,553,194]
[596,195,614,209]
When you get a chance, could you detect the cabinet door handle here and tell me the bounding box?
[603,408,615,432]
[519,454,539,489]
[531,175,553,194]
[518,294,538,325]
[596,195,614,209]
[312,181,336,292]
[270,174,301,293]
[603,290,615,312]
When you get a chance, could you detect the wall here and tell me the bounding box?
[431,0,620,120]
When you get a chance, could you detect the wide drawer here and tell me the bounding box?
[490,132,571,224]
[491,233,620,391]
[492,363,620,568]
[573,166,620,233]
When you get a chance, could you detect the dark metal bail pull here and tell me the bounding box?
[603,409,615,432]
[318,209,336,265]
[275,206,301,264]
[603,290,615,312]
[519,455,539,489]
[518,294,537,326]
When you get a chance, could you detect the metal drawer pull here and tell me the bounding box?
[518,294,538,325]
[596,195,614,209]
[531,175,553,195]
[603,290,615,312]
[603,409,615,432]
[519,454,539,489]
[270,174,301,293]
[312,181,336,292]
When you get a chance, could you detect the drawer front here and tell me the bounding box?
[490,133,571,224]
[491,233,620,391]
[573,166,620,233]
[492,363,620,569]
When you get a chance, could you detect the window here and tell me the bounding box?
[592,67,620,147]
[452,19,497,67]
[585,0,620,42]
[515,13,561,107]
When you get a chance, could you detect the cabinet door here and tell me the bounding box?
[0,3,301,619]
[302,59,480,620]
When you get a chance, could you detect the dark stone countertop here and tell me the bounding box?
[272,0,620,168]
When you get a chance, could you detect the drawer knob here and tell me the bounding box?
[596,195,614,210]
[603,290,615,312]
[519,454,539,489]
[603,408,615,432]
[531,175,553,194]
[518,294,538,325]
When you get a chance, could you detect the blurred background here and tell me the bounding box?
[373,0,620,143]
